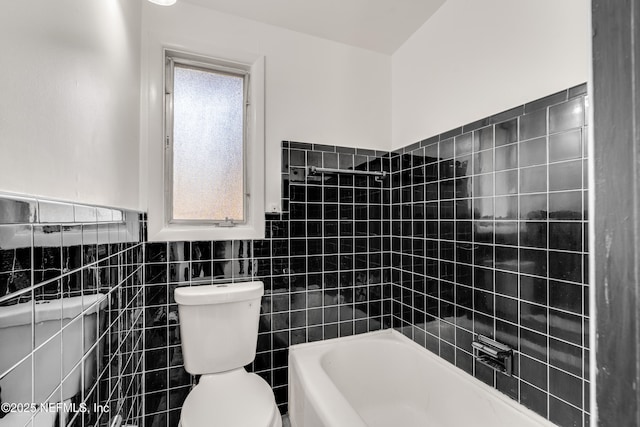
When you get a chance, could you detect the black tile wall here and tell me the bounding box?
[143,142,394,424]
[390,83,589,427]
[0,197,144,427]
[1,85,591,427]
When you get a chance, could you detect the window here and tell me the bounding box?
[146,47,265,242]
[166,56,248,225]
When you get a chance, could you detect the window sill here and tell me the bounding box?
[147,217,265,242]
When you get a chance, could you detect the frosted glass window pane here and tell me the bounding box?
[172,65,245,222]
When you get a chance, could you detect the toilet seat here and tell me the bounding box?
[179,369,281,427]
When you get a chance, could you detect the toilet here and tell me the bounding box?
[174,281,281,427]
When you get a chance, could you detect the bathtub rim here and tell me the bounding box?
[288,328,561,427]
[289,336,368,427]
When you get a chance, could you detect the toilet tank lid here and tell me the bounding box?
[174,281,264,305]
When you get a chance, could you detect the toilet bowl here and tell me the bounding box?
[175,281,281,427]
[179,370,281,427]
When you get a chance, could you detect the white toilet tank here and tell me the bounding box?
[175,281,264,375]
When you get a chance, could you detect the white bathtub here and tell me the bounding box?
[288,329,555,427]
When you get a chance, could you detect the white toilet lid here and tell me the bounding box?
[180,370,279,427]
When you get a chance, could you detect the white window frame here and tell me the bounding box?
[165,53,249,226]
[144,40,265,242]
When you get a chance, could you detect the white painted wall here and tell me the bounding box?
[391,0,591,149]
[0,0,590,213]
[0,0,141,210]
[140,1,391,212]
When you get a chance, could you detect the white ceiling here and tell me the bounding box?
[181,0,446,54]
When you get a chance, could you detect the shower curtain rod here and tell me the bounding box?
[308,166,388,181]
